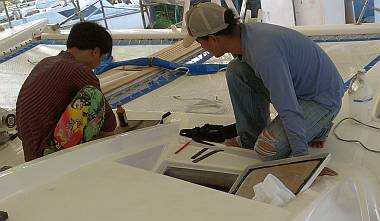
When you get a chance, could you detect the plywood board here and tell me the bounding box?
[234,160,320,199]
[229,153,331,198]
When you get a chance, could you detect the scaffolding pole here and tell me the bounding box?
[2,0,12,28]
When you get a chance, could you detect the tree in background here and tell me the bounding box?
[153,4,183,28]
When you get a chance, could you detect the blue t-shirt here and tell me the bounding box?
[241,23,344,156]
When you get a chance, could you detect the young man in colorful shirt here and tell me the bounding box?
[16,22,117,161]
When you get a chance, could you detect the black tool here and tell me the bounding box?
[180,123,237,143]
[160,112,172,124]
[192,149,224,163]
[0,211,8,221]
[9,133,18,141]
[191,148,209,159]
[180,124,225,142]
[193,139,215,146]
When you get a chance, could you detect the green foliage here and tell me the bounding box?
[153,4,183,29]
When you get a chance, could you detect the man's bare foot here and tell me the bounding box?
[319,167,338,176]
[224,137,240,147]
[309,140,326,148]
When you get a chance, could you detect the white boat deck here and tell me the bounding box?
[0,19,47,55]
[0,104,379,220]
[2,39,380,110]
[1,24,380,220]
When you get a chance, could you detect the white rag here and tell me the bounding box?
[253,174,295,207]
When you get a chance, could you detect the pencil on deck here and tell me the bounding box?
[174,140,192,154]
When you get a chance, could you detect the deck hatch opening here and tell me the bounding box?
[229,153,331,199]
[163,166,239,192]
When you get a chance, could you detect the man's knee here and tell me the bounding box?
[254,130,278,158]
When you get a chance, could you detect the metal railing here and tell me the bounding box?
[1,0,148,30]
[57,0,145,29]
[1,0,13,28]
[356,0,370,24]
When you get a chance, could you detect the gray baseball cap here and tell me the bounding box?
[183,2,228,48]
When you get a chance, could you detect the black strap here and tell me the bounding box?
[179,123,237,143]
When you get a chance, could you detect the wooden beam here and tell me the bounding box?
[100,41,202,94]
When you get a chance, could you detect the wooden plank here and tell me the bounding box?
[100,41,202,94]
[100,40,194,81]
[98,66,144,79]
[101,67,157,94]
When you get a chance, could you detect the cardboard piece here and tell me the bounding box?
[229,153,331,198]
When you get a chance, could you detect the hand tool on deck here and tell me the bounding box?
[191,148,209,159]
[192,149,224,163]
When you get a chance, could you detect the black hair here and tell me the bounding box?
[197,8,240,40]
[66,22,112,57]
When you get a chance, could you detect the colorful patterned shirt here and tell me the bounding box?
[16,51,116,161]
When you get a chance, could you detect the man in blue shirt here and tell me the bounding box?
[183,3,344,161]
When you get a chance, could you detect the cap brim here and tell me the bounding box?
[182,34,196,48]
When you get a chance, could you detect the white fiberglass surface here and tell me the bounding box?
[0,139,24,167]
[326,62,380,183]
[319,40,380,81]
[286,166,380,221]
[0,123,291,221]
[0,40,379,111]
[124,40,380,114]
[0,123,179,199]
[125,72,235,115]
[1,39,380,175]
[306,179,367,221]
[0,19,46,42]
[0,44,169,109]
